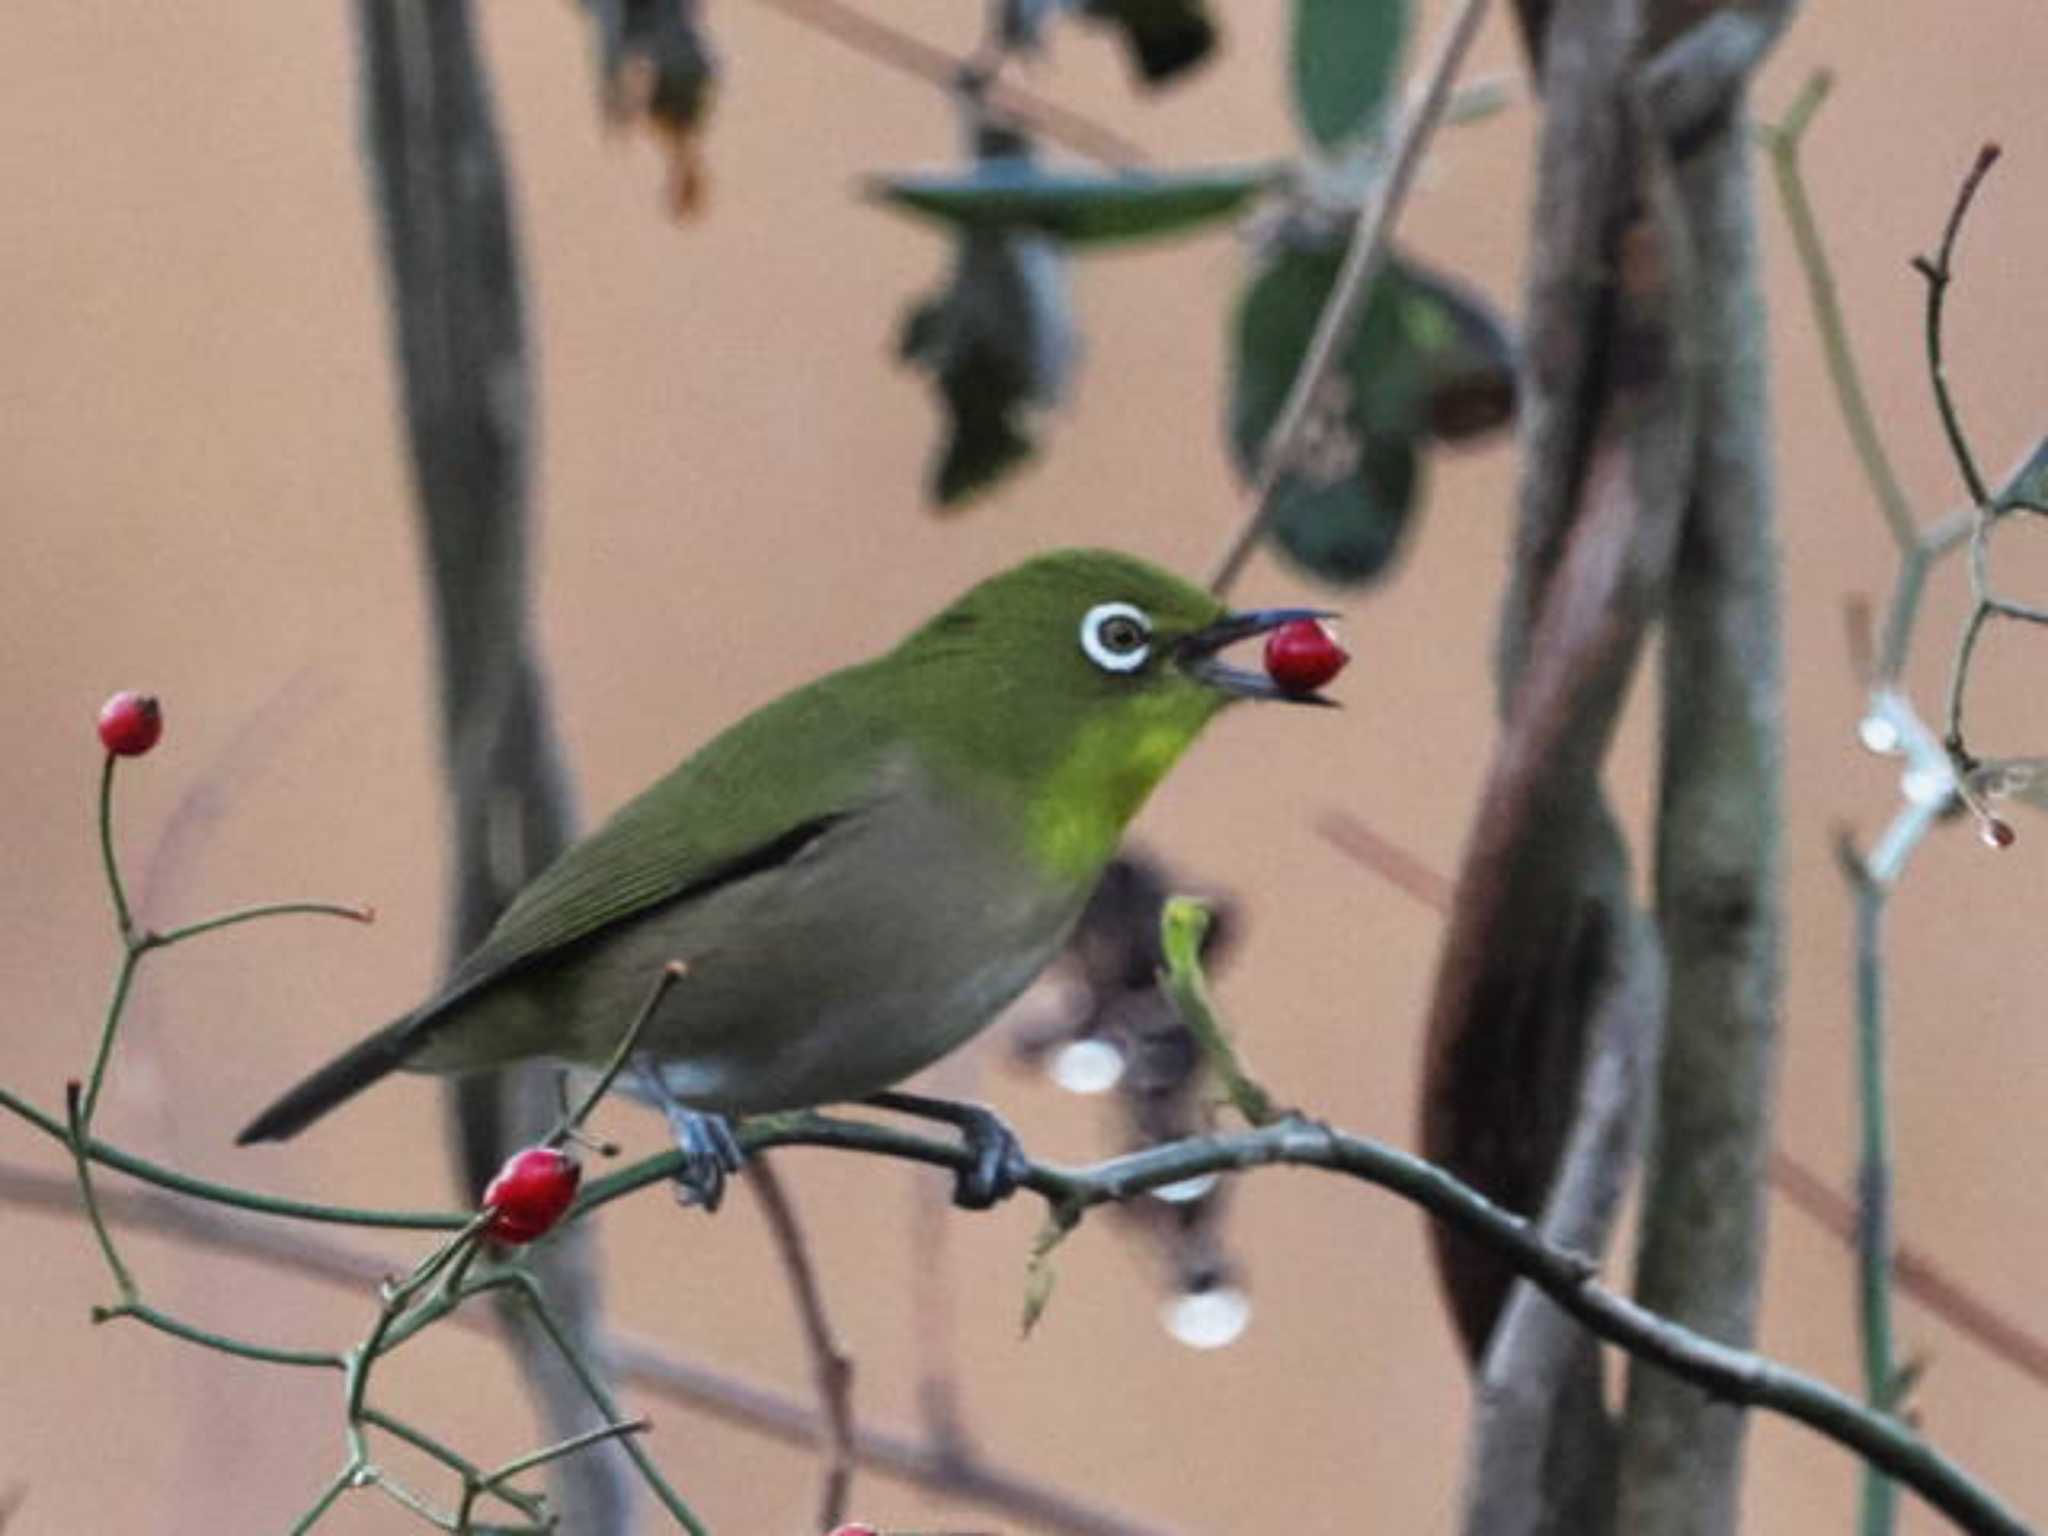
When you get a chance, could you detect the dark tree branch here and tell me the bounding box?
[353,2,624,1526]
[1426,15,1695,1535]
[1436,4,1797,1529]
[1463,906,1662,1536]
[3,1102,2031,1532]
[1619,10,1791,1532]
[594,1115,2025,1536]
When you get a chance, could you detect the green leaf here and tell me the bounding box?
[1268,434,1423,584]
[1160,896,1275,1126]
[898,229,1075,508]
[871,160,1280,247]
[1290,0,1409,152]
[1400,262,1517,444]
[1228,239,1431,585]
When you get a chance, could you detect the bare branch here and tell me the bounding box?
[748,1155,858,1531]
[0,1163,1173,1536]
[5,1102,2032,1532]
[1912,143,2003,511]
[749,0,1148,167]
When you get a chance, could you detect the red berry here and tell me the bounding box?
[1982,816,2018,850]
[1262,619,1349,695]
[97,692,163,757]
[482,1146,582,1244]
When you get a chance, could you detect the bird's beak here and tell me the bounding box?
[1176,608,1341,705]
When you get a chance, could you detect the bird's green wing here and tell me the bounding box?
[422,665,899,1019]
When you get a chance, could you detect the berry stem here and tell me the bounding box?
[97,753,135,944]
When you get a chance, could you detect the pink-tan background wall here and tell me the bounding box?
[5,3,2047,1531]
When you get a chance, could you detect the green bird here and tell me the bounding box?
[238,549,1334,1205]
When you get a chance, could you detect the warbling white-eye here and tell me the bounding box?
[239,550,1335,1205]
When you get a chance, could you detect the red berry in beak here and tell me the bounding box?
[482,1146,582,1244]
[1262,619,1349,695]
[97,692,164,757]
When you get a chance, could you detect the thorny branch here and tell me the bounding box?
[10,1072,2031,1534]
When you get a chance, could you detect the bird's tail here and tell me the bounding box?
[235,1014,421,1144]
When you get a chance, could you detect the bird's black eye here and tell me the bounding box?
[1080,602,1153,673]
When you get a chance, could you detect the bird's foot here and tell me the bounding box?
[662,1106,745,1212]
[865,1089,1030,1210]
[634,1064,745,1211]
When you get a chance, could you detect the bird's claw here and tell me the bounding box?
[865,1090,1029,1209]
[951,1101,1030,1210]
[662,1106,745,1212]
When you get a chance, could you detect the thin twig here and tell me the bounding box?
[1759,72,1917,553]
[908,1163,972,1462]
[553,962,687,1149]
[481,1417,652,1493]
[3,1160,1171,1536]
[0,1083,469,1230]
[1942,602,1994,762]
[1313,808,1454,910]
[1837,835,1904,1536]
[905,1049,976,1462]
[1208,0,1494,594]
[748,1154,858,1531]
[749,0,1148,167]
[593,1115,2029,1536]
[469,1271,712,1536]
[1768,1152,2048,1390]
[145,901,373,950]
[13,1111,2031,1536]
[1911,143,2002,511]
[96,755,136,942]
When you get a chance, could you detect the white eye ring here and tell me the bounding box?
[1080,601,1153,673]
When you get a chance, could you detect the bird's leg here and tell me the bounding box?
[636,1063,745,1212]
[863,1089,1030,1210]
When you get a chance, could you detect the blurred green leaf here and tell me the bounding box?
[1401,263,1517,444]
[872,159,1280,247]
[1229,239,1431,584]
[1075,0,1218,85]
[899,229,1075,508]
[1290,0,1409,152]
[1268,433,1422,583]
[1994,434,2048,511]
